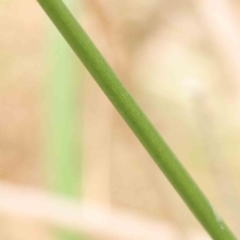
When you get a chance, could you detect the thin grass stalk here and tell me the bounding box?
[45,0,82,239]
[37,0,237,239]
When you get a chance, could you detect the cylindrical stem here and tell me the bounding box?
[37,0,237,239]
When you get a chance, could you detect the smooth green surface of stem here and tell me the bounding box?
[37,0,237,239]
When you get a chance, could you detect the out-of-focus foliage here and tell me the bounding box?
[1,0,240,239]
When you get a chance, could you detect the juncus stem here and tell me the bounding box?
[37,0,237,239]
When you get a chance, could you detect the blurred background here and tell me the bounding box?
[1,0,240,239]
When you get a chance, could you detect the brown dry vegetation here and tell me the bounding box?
[1,0,240,239]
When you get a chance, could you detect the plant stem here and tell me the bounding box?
[37,0,237,239]
[47,0,80,199]
[45,0,83,239]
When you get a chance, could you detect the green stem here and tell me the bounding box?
[37,0,237,239]
[47,0,80,198]
[45,1,83,239]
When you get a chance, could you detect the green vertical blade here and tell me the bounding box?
[45,0,83,239]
